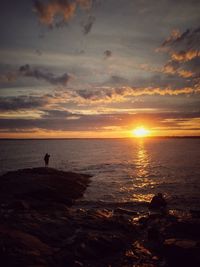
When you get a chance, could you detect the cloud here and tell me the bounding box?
[0,95,49,112]
[33,0,93,28]
[142,60,196,79]
[19,64,71,86]
[82,15,96,35]
[104,50,112,59]
[73,85,200,104]
[155,27,200,80]
[171,50,200,62]
[159,27,200,63]
[41,109,79,119]
[163,61,195,78]
[161,27,200,49]
[161,29,182,47]
[0,72,17,83]
[107,75,129,86]
[33,0,76,26]
[76,0,92,9]
[35,49,43,56]
[0,111,200,133]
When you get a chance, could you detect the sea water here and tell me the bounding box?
[0,138,200,210]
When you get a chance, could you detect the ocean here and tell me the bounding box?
[0,138,200,210]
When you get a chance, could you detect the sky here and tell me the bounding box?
[0,0,200,138]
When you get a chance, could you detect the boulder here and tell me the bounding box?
[149,193,167,211]
[0,168,91,209]
[163,238,200,266]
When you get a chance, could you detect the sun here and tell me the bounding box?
[131,127,151,138]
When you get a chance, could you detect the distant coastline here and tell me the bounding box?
[0,136,200,141]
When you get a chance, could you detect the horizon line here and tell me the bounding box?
[0,136,200,140]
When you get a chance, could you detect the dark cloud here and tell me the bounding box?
[108,71,193,90]
[161,27,200,50]
[0,96,49,112]
[108,75,129,85]
[159,27,200,63]
[157,26,200,82]
[41,109,77,119]
[82,15,96,35]
[104,50,112,59]
[35,49,42,56]
[0,112,200,132]
[19,64,71,86]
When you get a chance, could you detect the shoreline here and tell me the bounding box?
[0,168,200,267]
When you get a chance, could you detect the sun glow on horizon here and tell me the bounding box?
[131,126,151,138]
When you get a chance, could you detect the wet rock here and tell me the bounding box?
[163,238,200,266]
[114,208,138,216]
[190,210,200,218]
[165,219,200,239]
[0,168,91,209]
[8,200,30,211]
[0,224,52,267]
[1,168,200,267]
[149,193,167,211]
[147,227,161,242]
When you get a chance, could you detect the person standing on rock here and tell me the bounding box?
[44,153,50,167]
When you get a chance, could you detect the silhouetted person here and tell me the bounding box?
[44,153,50,167]
[149,193,167,211]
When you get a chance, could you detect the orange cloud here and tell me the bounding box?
[162,62,194,78]
[156,27,200,80]
[171,50,200,62]
[161,29,182,47]
[177,69,194,78]
[69,86,200,104]
[33,0,92,27]
[33,0,76,26]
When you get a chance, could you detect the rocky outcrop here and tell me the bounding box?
[0,167,91,208]
[0,168,200,267]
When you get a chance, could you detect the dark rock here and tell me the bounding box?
[165,219,200,239]
[149,193,167,211]
[114,208,138,216]
[163,238,200,266]
[1,168,200,267]
[0,167,91,209]
[190,210,200,218]
[8,200,30,211]
[147,227,161,242]
[0,224,52,267]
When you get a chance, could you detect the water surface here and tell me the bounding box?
[0,138,200,210]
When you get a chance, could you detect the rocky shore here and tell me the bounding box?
[0,168,200,267]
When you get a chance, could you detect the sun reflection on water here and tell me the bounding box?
[135,140,149,178]
[131,140,155,202]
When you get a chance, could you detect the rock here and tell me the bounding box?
[147,227,161,242]
[149,193,167,211]
[0,224,52,267]
[0,167,91,209]
[1,168,200,267]
[163,238,200,266]
[165,219,200,239]
[114,208,138,216]
[190,210,200,218]
[74,260,84,267]
[8,200,30,211]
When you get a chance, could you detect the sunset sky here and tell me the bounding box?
[0,0,200,138]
